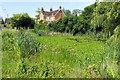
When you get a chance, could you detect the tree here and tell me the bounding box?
[11,14,21,29]
[105,2,120,37]
[35,8,41,19]
[64,9,72,16]
[11,13,35,29]
[91,2,109,36]
[77,3,96,34]
[72,9,81,16]
[91,2,120,38]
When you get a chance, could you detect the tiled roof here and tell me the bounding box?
[0,18,3,23]
[0,18,10,24]
[42,10,59,16]
[5,18,10,23]
[52,10,59,15]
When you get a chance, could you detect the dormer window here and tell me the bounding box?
[46,16,50,21]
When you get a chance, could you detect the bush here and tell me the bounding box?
[106,25,120,77]
[34,21,49,36]
[18,29,40,58]
[2,29,18,51]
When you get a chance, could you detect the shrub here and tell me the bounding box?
[106,25,120,77]
[18,29,40,58]
[34,22,48,36]
[2,29,17,51]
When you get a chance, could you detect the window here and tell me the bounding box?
[46,16,50,21]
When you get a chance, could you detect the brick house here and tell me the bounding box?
[39,6,65,22]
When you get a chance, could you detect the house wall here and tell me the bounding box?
[50,16,55,21]
[40,13,45,21]
[39,10,65,22]
[55,10,64,20]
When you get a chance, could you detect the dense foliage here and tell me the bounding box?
[91,2,120,38]
[34,20,49,36]
[47,2,120,38]
[48,3,96,35]
[11,13,35,29]
[92,3,120,72]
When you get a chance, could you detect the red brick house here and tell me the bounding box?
[39,6,65,22]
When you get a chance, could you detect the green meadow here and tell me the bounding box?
[2,29,119,78]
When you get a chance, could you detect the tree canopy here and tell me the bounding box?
[48,3,96,35]
[11,13,35,29]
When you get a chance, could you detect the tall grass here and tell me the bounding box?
[0,30,2,79]
[2,29,119,78]
[2,29,40,78]
[18,29,40,58]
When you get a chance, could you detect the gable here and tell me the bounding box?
[54,10,65,17]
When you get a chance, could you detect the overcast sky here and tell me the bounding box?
[0,0,96,18]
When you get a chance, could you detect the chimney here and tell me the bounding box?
[41,7,44,12]
[50,8,53,12]
[59,6,62,10]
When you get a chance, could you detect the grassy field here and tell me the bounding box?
[2,29,119,78]
[38,36,106,77]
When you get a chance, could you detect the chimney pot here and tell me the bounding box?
[50,8,53,12]
[41,7,44,11]
[59,6,62,9]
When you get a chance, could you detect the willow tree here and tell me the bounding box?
[91,2,113,37]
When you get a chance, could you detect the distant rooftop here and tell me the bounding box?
[41,6,62,17]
